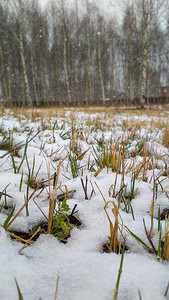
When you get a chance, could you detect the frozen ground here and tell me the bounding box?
[0,108,169,300]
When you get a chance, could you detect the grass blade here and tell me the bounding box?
[3,205,15,228]
[124,225,155,254]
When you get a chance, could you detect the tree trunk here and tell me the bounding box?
[0,45,8,104]
[61,0,71,105]
[140,1,148,107]
[7,55,12,106]
[30,49,39,106]
[86,17,92,105]
[18,0,32,107]
[98,32,105,102]
[140,41,148,107]
[40,57,47,106]
[54,51,62,106]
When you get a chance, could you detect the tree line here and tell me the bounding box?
[0,0,168,107]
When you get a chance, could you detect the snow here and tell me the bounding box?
[0,108,169,299]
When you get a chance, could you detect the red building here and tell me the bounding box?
[155,86,169,98]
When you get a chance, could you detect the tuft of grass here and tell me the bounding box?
[92,140,122,174]
[47,155,71,235]
[125,213,169,261]
[96,183,123,253]
[0,128,20,159]
[69,154,79,178]
[50,198,74,240]
[11,138,28,174]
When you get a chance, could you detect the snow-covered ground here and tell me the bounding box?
[0,108,169,300]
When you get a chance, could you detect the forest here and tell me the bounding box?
[0,0,168,107]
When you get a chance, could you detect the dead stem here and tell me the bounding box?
[20,226,41,252]
[150,158,155,235]
[33,199,48,220]
[95,183,123,253]
[162,216,169,261]
[54,276,60,300]
[9,232,33,244]
[112,151,121,197]
[47,155,69,234]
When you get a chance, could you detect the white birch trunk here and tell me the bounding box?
[61,0,71,105]
[0,45,8,103]
[140,1,148,107]
[18,0,32,107]
[98,32,105,102]
[30,50,39,106]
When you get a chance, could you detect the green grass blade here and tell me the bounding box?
[11,153,17,173]
[114,244,125,300]
[158,206,161,231]
[31,156,35,179]
[17,139,28,174]
[124,226,155,254]
[34,161,43,180]
[19,170,24,192]
[3,205,15,228]
[75,148,90,161]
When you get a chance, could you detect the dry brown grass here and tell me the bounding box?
[1,106,168,131]
[162,127,169,148]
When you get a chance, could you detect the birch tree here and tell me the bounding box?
[139,0,149,107]
[97,16,106,102]
[18,0,32,106]
[84,0,93,105]
[122,5,136,103]
[60,0,72,105]
[50,1,62,105]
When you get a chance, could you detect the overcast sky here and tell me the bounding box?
[38,0,122,20]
